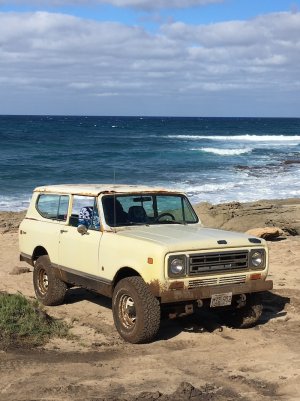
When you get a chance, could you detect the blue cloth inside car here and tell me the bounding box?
[78,206,100,230]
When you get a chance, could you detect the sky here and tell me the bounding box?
[0,0,300,117]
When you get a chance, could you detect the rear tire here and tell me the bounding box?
[112,276,161,344]
[33,255,67,306]
[224,292,263,328]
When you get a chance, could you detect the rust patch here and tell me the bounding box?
[148,279,162,297]
[169,281,184,290]
[148,279,169,297]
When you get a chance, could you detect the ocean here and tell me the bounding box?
[0,115,300,211]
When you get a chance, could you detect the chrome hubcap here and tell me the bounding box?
[119,294,136,328]
[38,268,49,294]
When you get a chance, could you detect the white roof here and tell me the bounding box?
[34,184,181,196]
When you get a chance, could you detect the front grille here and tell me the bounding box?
[219,274,247,285]
[189,250,248,275]
[188,274,246,289]
[188,278,218,288]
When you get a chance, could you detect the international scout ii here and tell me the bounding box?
[19,184,273,343]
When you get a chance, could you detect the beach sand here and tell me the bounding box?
[0,199,300,400]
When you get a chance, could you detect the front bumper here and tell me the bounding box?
[160,279,273,303]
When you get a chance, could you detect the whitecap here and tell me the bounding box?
[187,182,237,193]
[193,147,252,156]
[0,195,30,211]
[168,134,300,142]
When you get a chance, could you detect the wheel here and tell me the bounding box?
[33,255,67,306]
[155,212,175,222]
[112,276,161,344]
[223,292,263,328]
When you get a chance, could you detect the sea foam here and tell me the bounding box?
[168,134,300,142]
[193,147,252,156]
[0,196,30,212]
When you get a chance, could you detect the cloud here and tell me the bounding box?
[0,0,222,9]
[0,10,299,115]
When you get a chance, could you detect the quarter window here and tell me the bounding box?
[36,194,69,220]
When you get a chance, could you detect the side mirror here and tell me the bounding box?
[77,224,88,235]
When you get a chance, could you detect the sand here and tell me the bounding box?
[0,198,300,401]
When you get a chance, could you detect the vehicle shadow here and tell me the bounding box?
[64,287,112,309]
[63,288,290,342]
[157,291,290,341]
[259,290,290,324]
[158,311,224,341]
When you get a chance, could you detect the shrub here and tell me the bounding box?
[0,292,69,349]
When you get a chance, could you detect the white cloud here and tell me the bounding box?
[0,0,222,9]
[99,0,222,8]
[0,10,299,116]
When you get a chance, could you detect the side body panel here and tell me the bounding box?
[58,226,102,276]
[98,232,166,284]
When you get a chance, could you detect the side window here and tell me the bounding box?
[36,194,69,221]
[70,196,100,231]
[58,196,69,218]
[182,197,197,222]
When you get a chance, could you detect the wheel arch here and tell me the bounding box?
[112,267,141,289]
[32,246,48,263]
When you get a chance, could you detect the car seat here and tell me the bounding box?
[128,206,147,223]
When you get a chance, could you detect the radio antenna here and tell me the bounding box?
[113,168,116,232]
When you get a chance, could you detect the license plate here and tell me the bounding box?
[210,292,232,308]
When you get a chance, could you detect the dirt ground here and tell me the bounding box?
[0,232,300,401]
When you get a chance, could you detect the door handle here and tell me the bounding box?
[60,229,68,233]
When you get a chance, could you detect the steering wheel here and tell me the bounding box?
[155,212,176,222]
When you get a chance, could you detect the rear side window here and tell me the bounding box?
[36,194,69,221]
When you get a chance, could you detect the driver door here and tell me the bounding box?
[58,195,102,276]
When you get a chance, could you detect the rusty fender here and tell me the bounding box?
[149,279,273,304]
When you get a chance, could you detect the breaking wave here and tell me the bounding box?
[193,147,252,156]
[168,134,300,142]
[0,195,30,211]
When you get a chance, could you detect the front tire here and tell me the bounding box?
[112,277,161,344]
[224,292,263,328]
[33,255,67,306]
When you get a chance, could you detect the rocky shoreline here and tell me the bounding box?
[2,197,299,235]
[194,198,300,235]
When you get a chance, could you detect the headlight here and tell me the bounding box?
[250,250,265,269]
[168,255,187,277]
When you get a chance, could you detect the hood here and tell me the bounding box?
[116,224,264,252]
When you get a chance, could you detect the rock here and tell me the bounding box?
[0,211,26,234]
[194,198,300,235]
[9,266,31,275]
[246,227,284,240]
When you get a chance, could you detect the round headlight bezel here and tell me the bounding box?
[168,256,187,277]
[250,250,265,269]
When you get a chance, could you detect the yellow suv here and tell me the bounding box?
[19,184,273,343]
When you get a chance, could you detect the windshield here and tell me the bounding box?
[102,194,198,227]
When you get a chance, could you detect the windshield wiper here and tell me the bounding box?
[151,221,187,225]
[127,222,150,226]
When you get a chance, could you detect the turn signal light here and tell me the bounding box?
[169,281,184,290]
[250,273,262,280]
[147,257,153,264]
